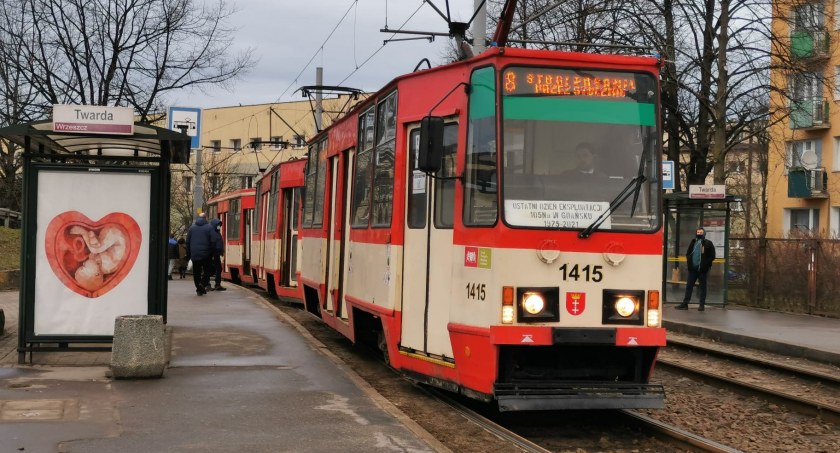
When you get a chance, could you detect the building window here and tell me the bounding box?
[834,137,840,171]
[210,140,221,154]
[793,3,825,30]
[270,136,284,150]
[241,175,254,189]
[250,137,261,152]
[183,176,193,193]
[210,173,220,195]
[230,139,241,153]
[785,208,820,236]
[293,134,306,148]
[786,140,820,170]
[832,206,840,237]
[835,66,840,100]
[727,160,746,173]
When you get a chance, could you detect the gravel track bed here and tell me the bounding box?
[660,347,840,408]
[642,366,840,452]
[667,331,840,379]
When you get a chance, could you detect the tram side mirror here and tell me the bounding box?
[418,116,444,173]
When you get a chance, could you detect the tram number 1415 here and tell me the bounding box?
[466,283,486,301]
[558,263,604,282]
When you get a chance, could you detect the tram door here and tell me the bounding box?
[243,208,253,274]
[258,192,269,280]
[401,125,457,357]
[325,151,351,319]
[281,187,300,287]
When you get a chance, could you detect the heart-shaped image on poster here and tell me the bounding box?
[45,211,142,298]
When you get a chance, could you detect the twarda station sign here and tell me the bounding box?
[0,104,190,363]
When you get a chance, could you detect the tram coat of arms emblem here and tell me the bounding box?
[566,292,586,316]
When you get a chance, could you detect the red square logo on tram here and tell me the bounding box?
[464,247,478,267]
[566,292,586,316]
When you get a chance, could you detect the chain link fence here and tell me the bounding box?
[728,237,840,317]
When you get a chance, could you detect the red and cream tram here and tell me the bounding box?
[208,159,305,300]
[208,188,255,284]
[298,40,667,411]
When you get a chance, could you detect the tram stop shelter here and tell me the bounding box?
[0,114,189,363]
[663,192,740,307]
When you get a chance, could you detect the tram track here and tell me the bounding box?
[666,335,840,387]
[657,340,840,425]
[422,384,742,453]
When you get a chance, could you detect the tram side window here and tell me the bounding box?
[227,199,241,240]
[302,141,319,227]
[407,130,426,228]
[312,139,327,227]
[254,180,262,234]
[372,92,397,227]
[435,123,458,228]
[352,107,376,228]
[267,172,279,233]
[464,66,498,226]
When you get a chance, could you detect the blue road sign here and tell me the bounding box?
[662,160,675,190]
[168,107,202,149]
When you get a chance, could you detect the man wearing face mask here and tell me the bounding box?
[675,227,716,311]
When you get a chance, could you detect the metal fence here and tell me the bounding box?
[728,237,840,317]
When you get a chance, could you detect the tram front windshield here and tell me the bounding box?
[500,66,660,232]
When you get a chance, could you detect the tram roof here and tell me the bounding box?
[308,46,661,145]
[0,120,190,164]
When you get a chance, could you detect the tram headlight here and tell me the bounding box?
[602,289,644,325]
[523,293,545,314]
[516,287,559,323]
[615,297,636,317]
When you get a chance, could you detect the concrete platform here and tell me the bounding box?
[0,283,440,452]
[665,303,840,366]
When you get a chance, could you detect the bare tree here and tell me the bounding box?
[0,0,254,210]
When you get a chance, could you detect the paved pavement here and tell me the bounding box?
[665,303,840,366]
[0,282,441,452]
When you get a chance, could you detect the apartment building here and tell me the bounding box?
[768,0,840,237]
[171,94,365,206]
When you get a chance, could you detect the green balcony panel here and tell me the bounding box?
[788,169,810,197]
[790,100,813,128]
[792,30,815,58]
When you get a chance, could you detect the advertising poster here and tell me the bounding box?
[34,170,151,336]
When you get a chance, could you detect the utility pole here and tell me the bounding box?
[315,67,324,131]
[178,122,203,215]
[472,0,486,53]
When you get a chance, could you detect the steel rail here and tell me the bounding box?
[620,410,744,453]
[666,337,840,386]
[658,359,840,425]
[419,386,552,453]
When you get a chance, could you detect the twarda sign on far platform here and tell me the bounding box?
[689,184,726,199]
[53,104,134,135]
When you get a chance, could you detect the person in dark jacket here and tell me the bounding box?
[186,213,220,296]
[177,238,188,279]
[676,227,716,311]
[167,233,179,280]
[209,218,226,291]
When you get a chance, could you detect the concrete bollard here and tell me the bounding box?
[111,315,166,379]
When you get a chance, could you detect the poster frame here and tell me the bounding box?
[18,163,164,346]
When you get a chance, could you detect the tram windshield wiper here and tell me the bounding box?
[579,131,651,239]
[577,175,646,239]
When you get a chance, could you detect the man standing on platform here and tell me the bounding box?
[675,227,716,311]
[186,213,218,296]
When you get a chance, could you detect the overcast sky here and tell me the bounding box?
[168,0,484,109]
